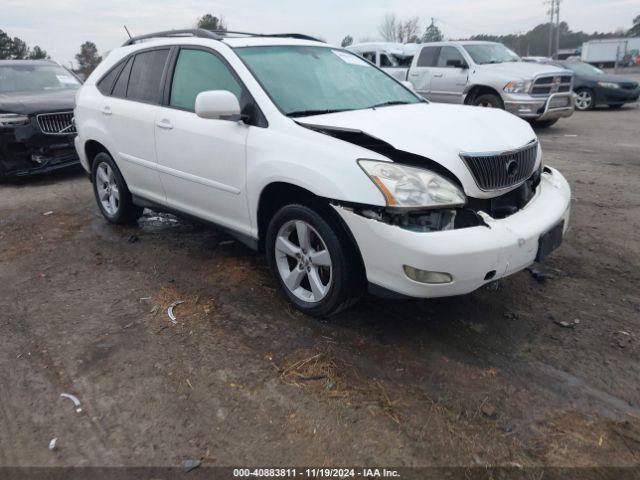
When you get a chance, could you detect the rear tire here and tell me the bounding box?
[574,88,594,111]
[472,93,504,109]
[266,203,365,317]
[91,152,143,224]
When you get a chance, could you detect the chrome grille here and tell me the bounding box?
[530,75,572,96]
[460,141,538,191]
[36,111,76,135]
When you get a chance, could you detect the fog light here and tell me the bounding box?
[403,265,453,284]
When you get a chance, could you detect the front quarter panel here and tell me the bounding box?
[245,122,388,236]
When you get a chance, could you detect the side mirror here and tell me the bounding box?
[446,59,468,69]
[195,90,241,120]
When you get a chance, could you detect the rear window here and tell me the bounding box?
[417,47,440,67]
[126,49,170,103]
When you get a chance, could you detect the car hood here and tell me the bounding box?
[476,61,570,79]
[298,102,537,198]
[0,89,77,115]
[583,73,639,85]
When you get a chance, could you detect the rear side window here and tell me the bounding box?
[111,57,134,98]
[169,49,243,111]
[417,47,440,67]
[126,49,170,103]
[97,62,124,95]
[361,52,376,63]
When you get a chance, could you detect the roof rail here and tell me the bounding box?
[122,29,223,46]
[208,30,325,43]
[122,29,325,47]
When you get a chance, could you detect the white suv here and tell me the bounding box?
[74,30,571,317]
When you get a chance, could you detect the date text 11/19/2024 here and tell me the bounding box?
[233,468,401,478]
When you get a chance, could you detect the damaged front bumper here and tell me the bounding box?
[0,119,79,178]
[333,167,571,298]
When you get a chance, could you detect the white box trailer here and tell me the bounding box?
[581,38,640,67]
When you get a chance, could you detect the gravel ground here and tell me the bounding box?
[1,102,639,471]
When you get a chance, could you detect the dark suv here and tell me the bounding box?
[0,60,81,179]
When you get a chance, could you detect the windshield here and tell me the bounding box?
[235,46,422,117]
[463,44,521,64]
[0,64,80,94]
[562,62,604,76]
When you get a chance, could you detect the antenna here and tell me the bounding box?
[124,25,132,39]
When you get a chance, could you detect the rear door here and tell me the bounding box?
[429,46,469,103]
[408,46,440,98]
[102,48,170,202]
[154,47,251,233]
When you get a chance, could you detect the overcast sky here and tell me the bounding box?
[3,0,638,67]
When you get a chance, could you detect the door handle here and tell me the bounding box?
[433,74,444,78]
[101,106,112,116]
[156,118,173,130]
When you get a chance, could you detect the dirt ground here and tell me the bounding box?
[1,101,639,472]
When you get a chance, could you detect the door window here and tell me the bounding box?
[170,49,243,111]
[361,52,376,63]
[379,53,395,67]
[126,49,170,103]
[417,47,440,67]
[436,47,466,67]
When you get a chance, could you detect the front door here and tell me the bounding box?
[154,48,251,235]
[429,46,469,104]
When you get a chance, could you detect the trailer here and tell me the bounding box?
[581,38,640,68]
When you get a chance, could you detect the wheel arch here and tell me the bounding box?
[84,140,113,179]
[464,84,503,105]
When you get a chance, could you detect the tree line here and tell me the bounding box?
[0,29,48,60]
[341,13,640,55]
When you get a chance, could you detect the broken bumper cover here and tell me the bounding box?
[334,167,571,298]
[504,92,575,121]
[0,121,79,178]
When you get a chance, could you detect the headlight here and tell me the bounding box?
[0,113,29,127]
[503,80,531,94]
[358,160,466,208]
[598,81,620,89]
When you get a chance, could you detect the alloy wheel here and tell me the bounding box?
[575,90,593,111]
[274,220,333,303]
[96,162,120,216]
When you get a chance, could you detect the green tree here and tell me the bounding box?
[341,35,354,47]
[0,30,12,59]
[28,46,49,60]
[9,37,29,59]
[629,15,640,37]
[197,13,227,31]
[75,41,102,77]
[422,18,443,42]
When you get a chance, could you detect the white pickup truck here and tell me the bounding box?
[403,41,576,127]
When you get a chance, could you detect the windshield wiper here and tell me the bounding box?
[286,109,350,118]
[369,100,413,109]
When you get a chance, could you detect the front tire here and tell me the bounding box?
[266,203,365,317]
[91,152,143,224]
[574,88,595,111]
[472,93,504,109]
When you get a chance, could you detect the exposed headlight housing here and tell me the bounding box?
[358,160,466,208]
[0,113,29,127]
[598,81,620,89]
[504,80,531,94]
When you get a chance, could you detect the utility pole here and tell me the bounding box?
[554,0,562,59]
[545,0,555,57]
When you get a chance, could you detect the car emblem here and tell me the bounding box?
[506,159,519,177]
